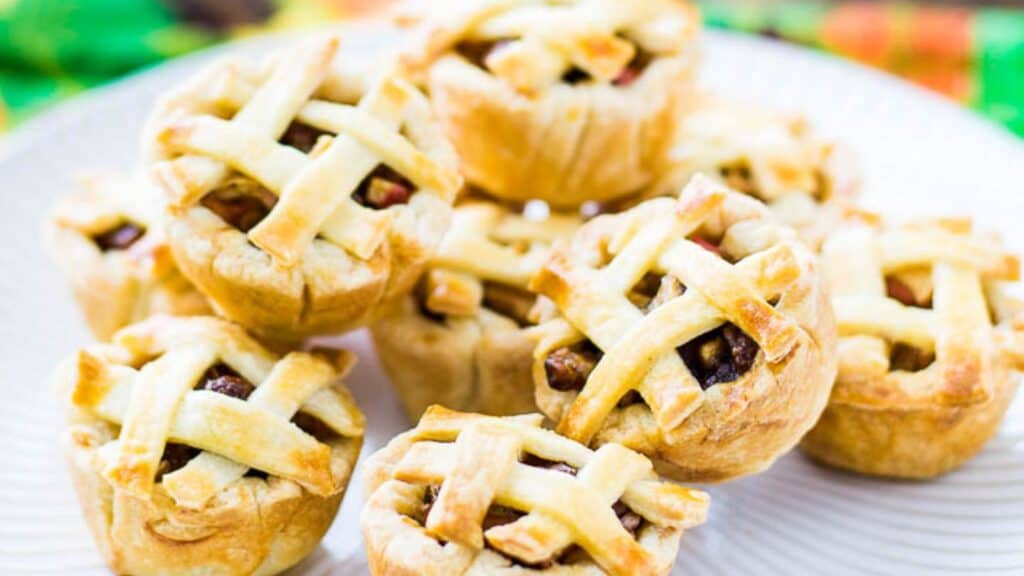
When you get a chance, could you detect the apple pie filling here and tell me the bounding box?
[884,274,936,372]
[91,222,146,252]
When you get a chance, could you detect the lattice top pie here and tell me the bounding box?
[399,0,698,95]
[392,0,700,207]
[62,315,365,509]
[362,405,708,575]
[146,35,461,338]
[823,214,1024,405]
[529,174,837,481]
[651,95,859,246]
[45,171,210,340]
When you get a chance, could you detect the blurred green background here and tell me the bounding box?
[0,0,1021,135]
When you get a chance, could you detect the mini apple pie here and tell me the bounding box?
[530,175,838,482]
[146,36,461,341]
[650,95,859,247]
[397,0,700,208]
[371,201,579,420]
[59,316,365,576]
[362,405,709,575]
[801,215,1024,478]
[45,171,210,340]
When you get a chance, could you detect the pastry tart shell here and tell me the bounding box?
[801,358,1020,479]
[429,52,697,208]
[531,181,839,482]
[371,296,537,421]
[66,422,361,576]
[534,251,838,482]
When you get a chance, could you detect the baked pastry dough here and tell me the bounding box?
[530,174,837,482]
[58,316,365,576]
[398,0,700,208]
[146,35,461,341]
[45,171,210,340]
[362,405,709,575]
[650,95,859,247]
[372,201,579,420]
[801,215,1024,478]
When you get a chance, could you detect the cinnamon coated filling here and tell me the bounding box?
[455,39,513,69]
[885,276,932,309]
[418,454,645,569]
[91,222,146,252]
[200,180,277,233]
[482,282,537,327]
[889,342,935,372]
[544,341,601,392]
[677,324,759,390]
[352,165,415,210]
[610,48,653,87]
[280,121,331,154]
[546,272,761,393]
[155,363,334,482]
[718,161,758,197]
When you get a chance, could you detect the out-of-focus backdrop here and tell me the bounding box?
[0,0,1021,135]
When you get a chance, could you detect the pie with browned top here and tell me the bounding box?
[362,405,708,575]
[396,0,700,208]
[801,214,1024,478]
[59,316,365,576]
[145,33,461,342]
[530,174,837,481]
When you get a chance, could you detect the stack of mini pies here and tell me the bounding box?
[43,3,1024,575]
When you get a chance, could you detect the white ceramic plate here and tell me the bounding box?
[2,30,1023,576]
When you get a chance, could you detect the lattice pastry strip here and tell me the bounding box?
[154,38,459,266]
[69,317,364,507]
[824,218,1020,405]
[384,407,708,575]
[405,0,691,93]
[532,176,802,442]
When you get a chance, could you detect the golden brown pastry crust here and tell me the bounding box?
[44,171,210,340]
[361,406,709,576]
[801,215,1024,478]
[58,316,365,575]
[67,426,354,576]
[530,175,838,482]
[371,202,579,420]
[398,0,700,208]
[372,298,537,420]
[145,32,460,342]
[649,94,860,248]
